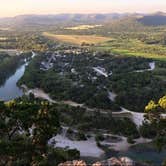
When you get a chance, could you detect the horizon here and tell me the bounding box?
[0,0,166,18]
[0,11,166,19]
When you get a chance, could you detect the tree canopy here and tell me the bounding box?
[145,96,166,152]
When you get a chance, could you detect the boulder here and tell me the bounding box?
[73,160,87,166]
[120,157,134,166]
[58,160,86,166]
[92,162,103,166]
[58,161,73,166]
[107,157,122,166]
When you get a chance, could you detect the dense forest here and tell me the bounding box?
[0,94,165,165]
[19,52,166,112]
[0,97,80,165]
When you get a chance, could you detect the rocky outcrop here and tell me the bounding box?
[92,162,103,166]
[58,157,148,166]
[58,160,86,166]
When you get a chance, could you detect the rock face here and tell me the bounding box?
[58,157,148,166]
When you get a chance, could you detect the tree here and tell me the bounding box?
[0,99,60,165]
[145,96,166,152]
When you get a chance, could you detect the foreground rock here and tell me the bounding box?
[58,160,86,166]
[58,157,149,166]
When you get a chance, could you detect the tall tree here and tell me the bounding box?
[145,96,166,151]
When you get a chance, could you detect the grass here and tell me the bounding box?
[44,32,166,61]
[0,49,20,56]
[65,24,102,30]
[43,32,112,45]
[95,47,166,60]
[93,38,166,60]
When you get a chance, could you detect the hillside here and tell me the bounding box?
[0,13,126,28]
[138,13,166,26]
[0,13,166,31]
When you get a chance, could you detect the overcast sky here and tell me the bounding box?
[0,0,166,17]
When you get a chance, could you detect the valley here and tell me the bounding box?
[0,12,166,166]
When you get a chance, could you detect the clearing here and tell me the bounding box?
[43,32,112,45]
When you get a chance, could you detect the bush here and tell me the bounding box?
[96,141,101,147]
[95,134,105,142]
[127,136,135,144]
[76,131,87,141]
[162,159,166,166]
[67,128,74,135]
[139,122,157,138]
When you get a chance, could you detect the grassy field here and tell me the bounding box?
[0,49,20,56]
[94,38,166,60]
[43,32,166,60]
[43,32,112,45]
[65,24,102,30]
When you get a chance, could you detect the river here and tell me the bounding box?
[0,52,35,101]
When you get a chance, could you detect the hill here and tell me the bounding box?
[137,12,166,26]
[0,13,126,28]
[0,13,166,30]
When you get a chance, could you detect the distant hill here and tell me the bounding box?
[137,12,166,26]
[0,13,127,28]
[0,12,166,29]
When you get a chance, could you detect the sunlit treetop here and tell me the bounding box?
[145,96,166,112]
[158,96,166,110]
[145,100,158,112]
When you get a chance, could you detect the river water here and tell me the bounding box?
[0,52,35,101]
[0,63,26,101]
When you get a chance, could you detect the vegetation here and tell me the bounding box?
[0,31,58,51]
[127,136,135,144]
[65,25,102,30]
[56,104,139,138]
[0,98,79,165]
[0,12,166,165]
[144,96,166,152]
[94,34,166,60]
[43,32,111,45]
[0,52,30,86]
[19,51,166,112]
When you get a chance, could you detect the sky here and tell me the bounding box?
[0,0,166,17]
